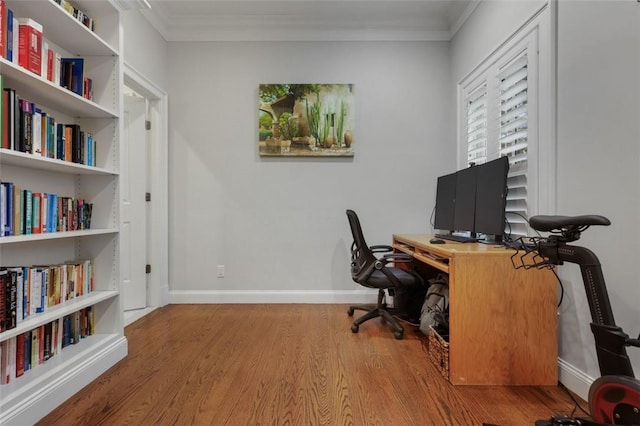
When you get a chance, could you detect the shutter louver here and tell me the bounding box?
[498,53,529,236]
[466,84,488,166]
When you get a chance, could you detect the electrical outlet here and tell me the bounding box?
[217,265,225,278]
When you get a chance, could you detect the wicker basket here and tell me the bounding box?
[428,326,450,380]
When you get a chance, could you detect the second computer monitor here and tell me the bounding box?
[453,166,477,233]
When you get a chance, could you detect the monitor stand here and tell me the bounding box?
[477,234,503,245]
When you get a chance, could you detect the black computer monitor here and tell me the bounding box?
[453,166,477,233]
[474,156,509,240]
[433,172,457,232]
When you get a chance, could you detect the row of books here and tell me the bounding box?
[0,3,93,100]
[0,182,94,237]
[0,306,95,385]
[54,0,96,33]
[1,76,98,166]
[0,261,94,333]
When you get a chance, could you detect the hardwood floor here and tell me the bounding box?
[39,305,585,425]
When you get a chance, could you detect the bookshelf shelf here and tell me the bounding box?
[0,59,119,119]
[0,291,119,342]
[6,0,118,57]
[0,229,119,245]
[0,1,126,423]
[0,148,118,176]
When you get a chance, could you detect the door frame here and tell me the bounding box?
[124,62,169,308]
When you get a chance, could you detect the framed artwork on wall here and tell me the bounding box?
[258,84,355,157]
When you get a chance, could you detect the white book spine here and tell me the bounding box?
[11,17,18,64]
[32,111,42,155]
[41,41,49,78]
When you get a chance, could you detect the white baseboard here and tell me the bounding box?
[1,335,128,425]
[169,289,379,304]
[124,307,158,326]
[558,357,595,402]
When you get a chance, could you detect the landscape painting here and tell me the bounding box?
[258,84,355,157]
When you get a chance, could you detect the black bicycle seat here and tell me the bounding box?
[529,215,611,232]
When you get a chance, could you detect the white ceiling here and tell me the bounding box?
[140,0,479,41]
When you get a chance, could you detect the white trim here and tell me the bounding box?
[457,3,549,87]
[536,0,557,216]
[111,0,151,11]
[124,307,158,326]
[449,0,481,40]
[456,3,555,232]
[0,336,127,425]
[140,1,477,42]
[558,357,595,402]
[169,290,379,305]
[123,63,170,309]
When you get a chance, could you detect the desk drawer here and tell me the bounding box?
[413,251,450,274]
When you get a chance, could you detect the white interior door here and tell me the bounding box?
[123,90,148,311]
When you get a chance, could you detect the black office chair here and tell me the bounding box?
[346,209,423,339]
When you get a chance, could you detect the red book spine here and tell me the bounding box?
[0,1,6,59]
[15,333,25,377]
[17,19,42,75]
[47,48,54,81]
[38,324,44,365]
[0,272,5,332]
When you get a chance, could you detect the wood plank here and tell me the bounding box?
[38,304,582,425]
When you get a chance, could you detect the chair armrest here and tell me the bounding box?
[370,244,393,253]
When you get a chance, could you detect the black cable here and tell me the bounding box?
[394,315,420,327]
[559,382,591,417]
[569,405,577,418]
[510,211,542,237]
[551,267,564,308]
[502,212,523,246]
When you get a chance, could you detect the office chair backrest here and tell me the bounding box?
[346,209,378,283]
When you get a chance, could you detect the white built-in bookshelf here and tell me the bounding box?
[0,1,127,424]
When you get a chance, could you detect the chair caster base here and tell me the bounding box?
[351,323,359,333]
[347,307,355,316]
[394,330,404,340]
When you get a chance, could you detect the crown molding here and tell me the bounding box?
[140,0,475,42]
[448,0,480,39]
[111,0,151,11]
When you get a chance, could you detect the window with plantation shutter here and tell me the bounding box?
[465,83,488,166]
[458,15,552,239]
[498,51,530,236]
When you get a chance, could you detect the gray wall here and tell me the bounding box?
[166,41,454,300]
[556,0,640,384]
[451,0,545,85]
[121,9,169,91]
[451,0,640,397]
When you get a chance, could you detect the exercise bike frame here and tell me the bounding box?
[536,238,637,378]
[514,215,640,426]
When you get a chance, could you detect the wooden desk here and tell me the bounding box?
[393,234,558,386]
